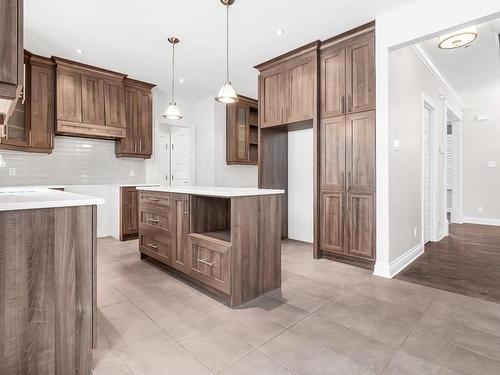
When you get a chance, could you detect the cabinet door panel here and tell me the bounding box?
[320,191,344,254]
[57,69,82,123]
[285,55,315,123]
[320,116,345,191]
[345,192,374,260]
[321,45,345,118]
[137,90,152,155]
[30,64,55,150]
[120,87,137,154]
[259,65,285,128]
[81,75,104,125]
[346,32,375,114]
[0,0,22,88]
[236,104,249,161]
[121,187,138,238]
[172,194,190,273]
[346,111,375,192]
[104,80,126,128]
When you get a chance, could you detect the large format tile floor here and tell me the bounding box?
[94,238,500,375]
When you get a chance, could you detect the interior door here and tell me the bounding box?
[346,32,375,114]
[30,63,55,150]
[171,128,190,186]
[320,45,346,118]
[171,193,190,273]
[345,192,375,260]
[320,116,345,191]
[81,74,105,125]
[346,110,375,192]
[285,55,315,123]
[423,105,431,243]
[320,191,344,254]
[259,65,285,128]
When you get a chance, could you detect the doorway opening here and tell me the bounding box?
[156,125,192,186]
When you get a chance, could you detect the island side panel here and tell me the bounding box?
[230,194,281,307]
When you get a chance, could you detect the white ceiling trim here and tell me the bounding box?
[411,44,464,108]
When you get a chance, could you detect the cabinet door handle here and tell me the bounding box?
[183,195,189,215]
[147,243,158,250]
[198,258,215,267]
[346,192,349,211]
[347,94,352,112]
[146,197,159,201]
[347,172,352,191]
[341,96,345,114]
[139,140,142,152]
[147,218,159,224]
[341,172,345,190]
[21,64,26,104]
[29,130,32,147]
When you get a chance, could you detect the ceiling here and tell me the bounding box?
[421,18,500,107]
[25,0,414,102]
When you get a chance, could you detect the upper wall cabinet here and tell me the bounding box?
[320,30,375,119]
[115,78,155,159]
[256,42,318,128]
[54,57,127,139]
[226,95,258,165]
[0,51,55,153]
[0,0,24,126]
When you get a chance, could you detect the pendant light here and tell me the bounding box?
[215,0,238,104]
[438,26,478,49]
[163,37,182,120]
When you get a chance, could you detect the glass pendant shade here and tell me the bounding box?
[438,26,477,49]
[215,81,238,104]
[163,103,182,120]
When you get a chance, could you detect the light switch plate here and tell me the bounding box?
[393,139,400,151]
[478,206,484,213]
[488,161,497,168]
[129,170,135,177]
[8,168,16,176]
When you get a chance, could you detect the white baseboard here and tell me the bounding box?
[373,243,424,278]
[451,210,463,224]
[463,216,500,226]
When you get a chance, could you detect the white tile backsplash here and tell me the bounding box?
[0,136,146,186]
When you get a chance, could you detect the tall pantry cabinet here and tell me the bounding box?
[319,26,376,266]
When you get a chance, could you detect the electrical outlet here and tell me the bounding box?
[393,139,400,151]
[488,161,497,168]
[413,227,418,238]
[129,170,135,177]
[8,168,16,176]
[478,206,484,213]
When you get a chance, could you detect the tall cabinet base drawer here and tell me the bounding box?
[188,233,231,295]
[139,230,171,265]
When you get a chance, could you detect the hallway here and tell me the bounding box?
[396,223,500,304]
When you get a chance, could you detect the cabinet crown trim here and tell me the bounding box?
[124,77,156,90]
[254,40,320,71]
[320,21,375,50]
[52,56,127,80]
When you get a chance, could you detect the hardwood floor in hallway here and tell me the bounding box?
[396,223,500,304]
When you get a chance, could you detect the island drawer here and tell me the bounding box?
[139,205,171,237]
[139,191,171,209]
[139,229,171,264]
[188,233,231,295]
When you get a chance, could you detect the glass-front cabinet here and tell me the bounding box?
[226,95,258,165]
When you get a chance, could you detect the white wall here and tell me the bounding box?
[194,95,258,188]
[288,129,313,243]
[374,0,500,277]
[387,46,462,269]
[463,102,500,222]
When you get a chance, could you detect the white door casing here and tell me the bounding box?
[423,104,432,243]
[171,128,190,186]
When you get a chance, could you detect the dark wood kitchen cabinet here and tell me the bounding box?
[0,0,23,127]
[226,95,258,165]
[54,57,127,139]
[320,30,375,119]
[171,193,191,273]
[0,51,55,153]
[120,187,139,241]
[257,45,317,128]
[115,78,155,159]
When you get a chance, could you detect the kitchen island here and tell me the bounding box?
[0,187,104,375]
[137,186,284,307]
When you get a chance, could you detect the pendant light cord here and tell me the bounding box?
[171,42,175,103]
[226,2,229,82]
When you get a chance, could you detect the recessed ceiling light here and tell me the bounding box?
[179,78,184,83]
[276,29,285,36]
[75,49,84,54]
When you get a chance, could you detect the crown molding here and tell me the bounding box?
[411,44,464,109]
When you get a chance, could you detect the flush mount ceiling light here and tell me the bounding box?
[75,49,84,54]
[163,37,182,120]
[276,29,285,36]
[438,26,478,49]
[215,0,238,104]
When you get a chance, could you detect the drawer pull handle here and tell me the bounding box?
[147,218,159,224]
[146,197,160,201]
[147,243,158,249]
[198,259,215,267]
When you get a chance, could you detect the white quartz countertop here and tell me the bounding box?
[137,185,285,198]
[110,183,160,188]
[0,187,105,211]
